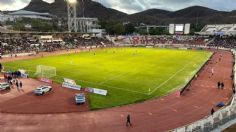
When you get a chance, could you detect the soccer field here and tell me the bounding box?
[3,48,212,109]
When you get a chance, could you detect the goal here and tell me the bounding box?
[35,65,56,78]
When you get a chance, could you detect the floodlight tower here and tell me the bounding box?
[66,0,78,32]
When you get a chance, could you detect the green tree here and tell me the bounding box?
[124,23,135,34]
[113,23,125,35]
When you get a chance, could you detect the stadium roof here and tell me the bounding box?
[9,10,54,17]
[196,24,236,36]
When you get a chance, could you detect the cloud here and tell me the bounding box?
[93,0,236,14]
[0,0,236,13]
[0,0,15,5]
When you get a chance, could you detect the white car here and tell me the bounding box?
[75,93,86,104]
[34,86,52,95]
[0,83,10,91]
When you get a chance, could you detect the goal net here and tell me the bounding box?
[35,65,56,78]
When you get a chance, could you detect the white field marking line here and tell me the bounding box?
[101,84,149,95]
[149,55,204,95]
[149,63,190,95]
[53,74,147,95]
[4,68,147,95]
[98,72,128,85]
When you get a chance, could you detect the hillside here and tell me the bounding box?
[23,0,127,20]
[22,0,236,25]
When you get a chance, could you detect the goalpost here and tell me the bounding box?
[35,65,57,78]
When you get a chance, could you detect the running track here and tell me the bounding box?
[0,50,233,132]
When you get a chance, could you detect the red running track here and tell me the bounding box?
[0,50,233,132]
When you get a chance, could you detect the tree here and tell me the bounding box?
[113,23,125,35]
[100,21,125,35]
[12,21,25,31]
[190,23,204,35]
[124,23,135,35]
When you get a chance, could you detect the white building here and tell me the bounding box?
[77,17,104,35]
[0,12,14,22]
[8,10,54,20]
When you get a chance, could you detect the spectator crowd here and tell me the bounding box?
[0,34,113,55]
[208,36,236,49]
[131,36,207,45]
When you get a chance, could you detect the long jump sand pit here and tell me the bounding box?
[0,78,89,114]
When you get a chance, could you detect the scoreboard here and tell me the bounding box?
[169,24,191,35]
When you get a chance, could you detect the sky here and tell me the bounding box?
[0,0,236,14]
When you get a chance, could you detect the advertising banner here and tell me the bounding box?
[21,73,28,78]
[39,77,53,84]
[64,78,76,85]
[85,87,107,96]
[62,82,81,91]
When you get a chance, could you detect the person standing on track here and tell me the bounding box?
[217,82,221,89]
[19,81,23,88]
[211,68,214,76]
[16,81,19,89]
[126,114,132,127]
[0,63,2,72]
[221,82,225,90]
[211,108,215,115]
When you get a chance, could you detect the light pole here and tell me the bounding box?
[66,0,78,32]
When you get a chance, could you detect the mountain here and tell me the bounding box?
[22,0,236,25]
[23,0,127,20]
[23,0,50,13]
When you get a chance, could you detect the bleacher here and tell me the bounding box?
[197,24,236,36]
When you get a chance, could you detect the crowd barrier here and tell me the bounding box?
[170,48,236,132]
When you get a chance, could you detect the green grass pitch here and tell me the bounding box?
[3,48,212,109]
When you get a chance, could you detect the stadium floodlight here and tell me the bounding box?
[66,0,77,5]
[66,0,78,32]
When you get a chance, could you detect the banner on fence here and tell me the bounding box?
[64,78,76,85]
[85,87,107,96]
[39,77,53,84]
[21,73,28,78]
[62,82,81,91]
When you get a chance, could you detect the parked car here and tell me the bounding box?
[34,86,52,95]
[75,93,86,104]
[0,83,10,91]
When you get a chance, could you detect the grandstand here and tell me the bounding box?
[197,24,236,36]
[8,10,55,20]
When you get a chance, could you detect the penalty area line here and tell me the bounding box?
[149,64,189,95]
[149,56,202,95]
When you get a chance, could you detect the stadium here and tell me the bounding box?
[1,0,236,132]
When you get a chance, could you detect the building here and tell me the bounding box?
[8,10,55,20]
[77,17,105,36]
[0,12,14,22]
[77,17,100,32]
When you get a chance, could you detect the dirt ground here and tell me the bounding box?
[0,49,234,132]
